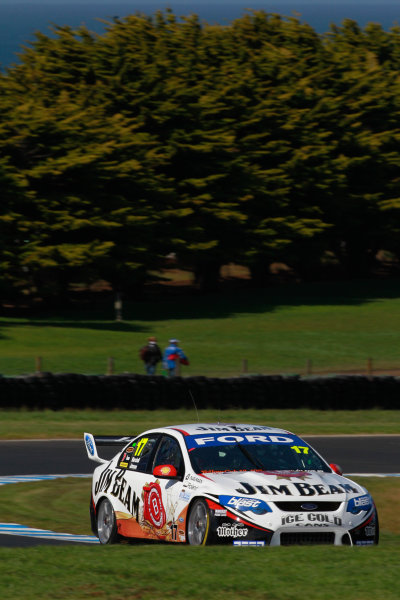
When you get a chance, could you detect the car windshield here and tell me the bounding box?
[185,434,330,474]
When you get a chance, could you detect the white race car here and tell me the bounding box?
[84,423,379,546]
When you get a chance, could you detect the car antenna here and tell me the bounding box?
[189,389,200,423]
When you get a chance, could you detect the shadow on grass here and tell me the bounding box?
[2,278,400,329]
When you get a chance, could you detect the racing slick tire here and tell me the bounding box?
[97,498,120,544]
[374,511,380,545]
[187,498,211,545]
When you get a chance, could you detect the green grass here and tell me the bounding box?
[2,278,400,376]
[0,542,398,600]
[0,477,398,600]
[1,542,399,600]
[1,408,400,439]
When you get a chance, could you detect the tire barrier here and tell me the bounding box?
[0,372,399,410]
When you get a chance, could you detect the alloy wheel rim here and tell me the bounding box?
[188,502,207,545]
[98,500,114,543]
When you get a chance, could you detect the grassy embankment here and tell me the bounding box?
[0,476,398,600]
[2,278,400,377]
[1,539,399,600]
[1,408,400,438]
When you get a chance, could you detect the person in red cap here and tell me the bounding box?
[139,336,162,375]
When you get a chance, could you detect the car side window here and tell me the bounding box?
[118,435,159,473]
[153,435,184,477]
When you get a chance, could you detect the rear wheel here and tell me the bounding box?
[187,499,210,545]
[97,498,119,544]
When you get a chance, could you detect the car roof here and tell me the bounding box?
[164,423,292,436]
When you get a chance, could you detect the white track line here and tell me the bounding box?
[0,473,97,543]
[0,523,99,543]
[0,474,92,486]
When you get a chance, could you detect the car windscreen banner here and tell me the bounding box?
[184,433,309,451]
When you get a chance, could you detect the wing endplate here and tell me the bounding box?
[83,433,133,464]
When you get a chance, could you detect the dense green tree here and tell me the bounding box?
[318,20,400,275]
[2,11,400,301]
[0,46,173,298]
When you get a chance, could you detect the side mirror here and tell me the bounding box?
[329,463,343,476]
[153,464,178,479]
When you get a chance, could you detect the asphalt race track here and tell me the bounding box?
[2,436,399,476]
[0,436,399,547]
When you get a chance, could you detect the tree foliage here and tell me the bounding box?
[1,11,400,300]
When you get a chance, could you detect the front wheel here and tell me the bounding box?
[374,510,380,545]
[187,499,210,545]
[97,498,119,544]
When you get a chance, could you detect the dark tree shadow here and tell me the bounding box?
[1,277,400,330]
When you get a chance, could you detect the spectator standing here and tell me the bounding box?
[139,336,162,375]
[163,339,189,377]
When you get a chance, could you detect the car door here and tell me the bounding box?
[112,433,161,539]
[146,434,187,542]
[113,433,186,542]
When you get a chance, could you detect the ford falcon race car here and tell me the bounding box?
[84,423,379,546]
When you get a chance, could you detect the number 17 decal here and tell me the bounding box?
[135,438,148,456]
[291,445,309,454]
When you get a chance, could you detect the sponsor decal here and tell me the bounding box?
[142,481,166,529]
[219,495,272,515]
[95,468,140,520]
[184,482,199,491]
[365,525,376,537]
[214,509,227,517]
[159,466,174,476]
[183,474,203,491]
[281,513,342,526]
[185,474,203,485]
[347,494,372,514]
[355,540,374,546]
[111,477,140,521]
[186,433,299,448]
[184,473,204,490]
[179,490,191,502]
[236,481,358,497]
[85,434,95,456]
[134,438,148,457]
[217,523,249,538]
[195,426,273,432]
[95,467,115,495]
[119,450,140,469]
[233,540,265,546]
[262,471,312,481]
[290,446,309,454]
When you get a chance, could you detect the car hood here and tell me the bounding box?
[200,470,365,501]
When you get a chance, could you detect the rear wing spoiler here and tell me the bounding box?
[84,432,133,464]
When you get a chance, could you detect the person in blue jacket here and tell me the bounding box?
[163,339,189,377]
